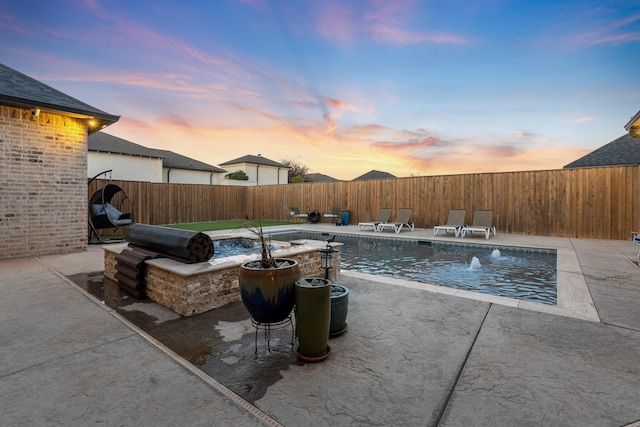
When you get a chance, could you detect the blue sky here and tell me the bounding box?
[1,0,639,179]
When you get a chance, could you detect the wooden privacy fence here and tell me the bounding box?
[89,165,640,240]
[88,179,247,227]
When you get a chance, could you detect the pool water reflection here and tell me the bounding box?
[270,232,557,305]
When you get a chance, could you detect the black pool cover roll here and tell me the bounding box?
[125,224,214,263]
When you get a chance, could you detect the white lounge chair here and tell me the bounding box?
[358,208,392,231]
[377,208,415,233]
[461,210,496,239]
[434,209,466,237]
[323,207,341,223]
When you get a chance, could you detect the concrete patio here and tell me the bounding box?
[1,225,639,426]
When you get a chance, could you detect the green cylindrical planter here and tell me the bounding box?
[295,277,331,362]
[330,284,349,337]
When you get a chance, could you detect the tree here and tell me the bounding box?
[226,170,249,180]
[280,156,310,183]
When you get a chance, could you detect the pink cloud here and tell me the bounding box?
[316,3,356,43]
[371,24,471,45]
[570,117,597,123]
[314,1,471,46]
[565,12,640,47]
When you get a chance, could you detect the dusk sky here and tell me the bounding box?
[2,0,639,180]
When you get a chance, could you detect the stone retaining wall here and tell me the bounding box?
[105,244,341,317]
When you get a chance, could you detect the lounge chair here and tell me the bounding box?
[460,210,496,239]
[323,207,341,224]
[358,208,392,231]
[433,209,466,237]
[291,208,308,222]
[377,208,415,233]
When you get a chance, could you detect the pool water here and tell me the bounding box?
[211,237,283,259]
[269,231,557,305]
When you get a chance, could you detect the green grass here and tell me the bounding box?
[165,219,294,232]
[88,219,294,242]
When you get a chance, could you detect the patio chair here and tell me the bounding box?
[433,209,466,237]
[377,208,415,233]
[291,208,308,222]
[358,208,392,232]
[323,207,341,223]
[460,210,496,239]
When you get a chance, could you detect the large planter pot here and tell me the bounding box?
[238,258,300,324]
[330,284,349,337]
[295,277,331,362]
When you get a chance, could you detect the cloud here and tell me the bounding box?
[370,24,471,45]
[564,11,640,47]
[570,117,596,123]
[313,1,471,45]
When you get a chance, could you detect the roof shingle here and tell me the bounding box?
[564,134,640,168]
[0,63,119,131]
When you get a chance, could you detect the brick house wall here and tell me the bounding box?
[0,106,88,259]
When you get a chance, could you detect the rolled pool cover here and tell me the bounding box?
[124,224,214,263]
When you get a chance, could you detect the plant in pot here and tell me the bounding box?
[237,217,300,324]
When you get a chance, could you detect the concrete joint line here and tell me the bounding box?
[434,303,492,426]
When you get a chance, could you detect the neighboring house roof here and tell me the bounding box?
[625,110,640,138]
[307,173,340,182]
[353,170,397,181]
[152,149,226,173]
[219,154,288,168]
[564,134,640,168]
[0,63,119,132]
[89,131,163,158]
[88,131,226,173]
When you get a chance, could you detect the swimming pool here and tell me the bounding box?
[269,231,557,305]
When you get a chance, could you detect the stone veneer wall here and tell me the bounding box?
[0,107,88,259]
[104,247,341,317]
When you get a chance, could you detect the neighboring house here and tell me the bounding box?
[307,173,340,183]
[153,149,227,185]
[353,170,397,181]
[89,132,163,182]
[625,110,640,138]
[564,134,640,168]
[88,131,227,185]
[219,154,289,186]
[0,63,119,259]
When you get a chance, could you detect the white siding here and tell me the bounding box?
[223,163,289,185]
[164,167,224,185]
[89,152,162,182]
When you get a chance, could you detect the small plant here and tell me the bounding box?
[238,215,276,268]
[226,170,249,180]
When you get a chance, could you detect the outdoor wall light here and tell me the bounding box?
[319,238,335,280]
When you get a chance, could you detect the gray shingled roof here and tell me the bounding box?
[0,63,119,131]
[89,131,162,158]
[152,149,226,173]
[307,173,340,182]
[564,134,640,168]
[353,170,397,181]
[88,131,226,173]
[219,154,288,168]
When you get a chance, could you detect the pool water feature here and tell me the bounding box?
[270,231,557,305]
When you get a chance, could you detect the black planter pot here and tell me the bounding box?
[330,284,349,337]
[238,258,300,324]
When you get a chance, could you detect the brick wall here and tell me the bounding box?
[0,106,88,259]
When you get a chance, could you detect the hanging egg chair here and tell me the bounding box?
[88,170,136,242]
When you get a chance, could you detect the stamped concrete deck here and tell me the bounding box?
[1,225,639,426]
